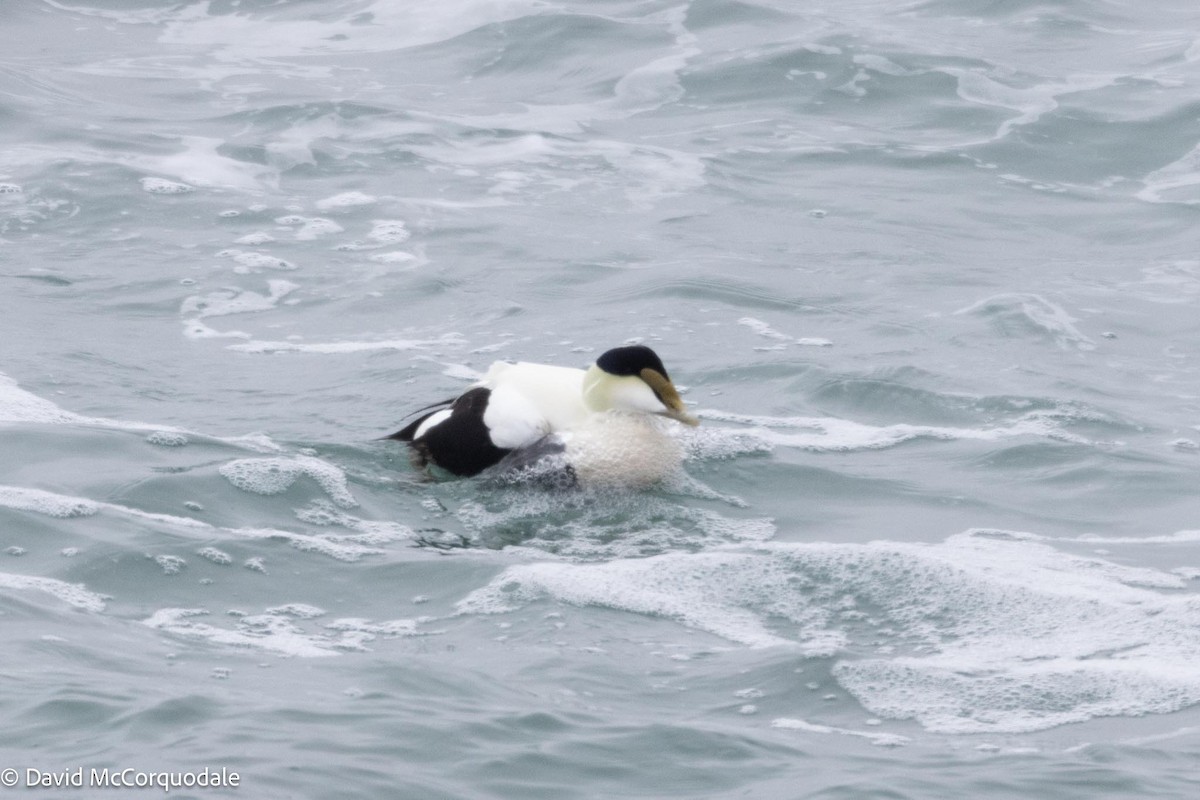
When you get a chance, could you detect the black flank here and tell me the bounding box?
[394,387,510,477]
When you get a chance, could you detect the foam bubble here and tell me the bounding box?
[146,430,189,447]
[218,456,358,508]
[0,572,107,612]
[367,220,410,244]
[197,547,232,565]
[155,555,186,575]
[140,176,194,194]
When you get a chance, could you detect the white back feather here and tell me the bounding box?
[481,361,589,448]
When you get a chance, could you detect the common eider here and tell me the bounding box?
[387,345,699,487]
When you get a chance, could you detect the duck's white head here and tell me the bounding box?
[581,345,699,426]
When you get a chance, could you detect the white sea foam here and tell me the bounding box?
[459,530,1200,733]
[696,407,1088,452]
[0,485,215,533]
[215,248,298,272]
[182,319,251,340]
[143,605,432,657]
[0,572,107,612]
[1138,142,1200,206]
[937,70,1114,143]
[228,527,384,562]
[218,456,358,509]
[315,191,377,210]
[0,483,389,562]
[155,555,187,575]
[180,280,298,319]
[0,372,213,441]
[1135,260,1200,304]
[367,219,410,244]
[456,490,772,560]
[140,176,194,194]
[458,550,836,651]
[293,500,416,547]
[409,133,705,209]
[235,232,275,245]
[148,0,543,57]
[0,372,100,426]
[953,293,1095,350]
[738,317,832,349]
[144,607,338,657]
[0,486,100,518]
[770,718,910,747]
[197,547,232,565]
[228,332,464,355]
[146,430,189,447]
[275,215,344,240]
[1059,530,1200,546]
[367,251,418,265]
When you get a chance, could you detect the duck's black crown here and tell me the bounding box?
[595,345,670,379]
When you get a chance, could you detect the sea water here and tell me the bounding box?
[2,0,1200,797]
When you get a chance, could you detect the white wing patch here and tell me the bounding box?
[414,408,453,439]
[482,382,550,449]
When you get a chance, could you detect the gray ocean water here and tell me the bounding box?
[3,0,1200,797]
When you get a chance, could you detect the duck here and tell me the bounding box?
[387,345,699,487]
